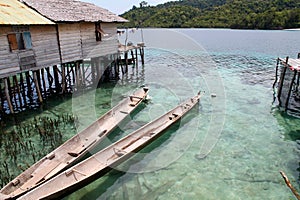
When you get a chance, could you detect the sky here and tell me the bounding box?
[82,0,174,15]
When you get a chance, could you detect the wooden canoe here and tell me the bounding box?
[18,92,201,200]
[0,87,149,200]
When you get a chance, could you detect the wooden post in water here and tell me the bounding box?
[4,78,14,114]
[125,52,128,73]
[140,47,145,65]
[135,48,138,67]
[285,70,297,111]
[25,71,33,103]
[41,68,47,97]
[61,64,66,93]
[277,57,289,106]
[0,82,4,113]
[33,71,43,103]
[46,67,54,94]
[75,61,80,88]
[19,73,27,107]
[53,65,60,93]
[131,50,135,65]
[36,69,43,98]
[13,75,22,109]
[81,61,86,86]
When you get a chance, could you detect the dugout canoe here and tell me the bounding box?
[18,92,201,200]
[0,87,149,200]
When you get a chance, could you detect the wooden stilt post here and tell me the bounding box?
[53,65,60,93]
[277,57,289,107]
[25,71,33,103]
[295,72,300,93]
[33,71,43,103]
[41,68,47,97]
[13,75,22,109]
[135,48,138,67]
[46,67,54,94]
[140,47,145,65]
[19,73,27,107]
[71,63,76,86]
[125,52,128,73]
[273,58,280,88]
[36,69,43,98]
[61,64,66,93]
[4,78,14,114]
[131,50,135,65]
[75,61,80,88]
[81,61,85,85]
[285,70,297,111]
[0,81,4,113]
[91,58,96,84]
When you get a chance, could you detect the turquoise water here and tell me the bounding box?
[1,29,300,199]
[63,29,300,199]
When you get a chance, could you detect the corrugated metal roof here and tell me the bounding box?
[22,0,128,23]
[0,0,54,25]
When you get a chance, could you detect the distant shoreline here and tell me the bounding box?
[284,28,300,31]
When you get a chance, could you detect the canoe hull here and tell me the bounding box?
[0,87,149,200]
[19,93,201,200]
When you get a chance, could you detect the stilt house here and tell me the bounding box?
[0,0,55,77]
[0,0,128,114]
[0,0,127,78]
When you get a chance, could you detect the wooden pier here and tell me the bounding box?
[117,43,145,74]
[273,54,300,112]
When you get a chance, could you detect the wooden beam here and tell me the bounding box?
[280,171,300,200]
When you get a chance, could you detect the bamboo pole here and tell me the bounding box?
[4,78,14,114]
[280,171,300,200]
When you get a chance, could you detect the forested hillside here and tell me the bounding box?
[121,0,300,29]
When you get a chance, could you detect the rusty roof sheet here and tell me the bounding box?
[22,0,128,23]
[0,0,54,25]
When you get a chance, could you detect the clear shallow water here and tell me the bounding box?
[63,29,300,199]
[2,29,300,199]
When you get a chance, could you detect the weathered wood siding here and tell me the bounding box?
[58,24,83,63]
[30,25,60,68]
[0,26,20,77]
[80,22,118,59]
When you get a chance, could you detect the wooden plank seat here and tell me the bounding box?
[68,139,97,157]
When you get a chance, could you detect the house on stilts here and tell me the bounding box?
[0,0,141,114]
[273,53,300,114]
